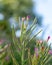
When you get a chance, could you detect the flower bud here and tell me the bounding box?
[37,40,43,44]
[22,17,25,21]
[0,39,4,45]
[26,15,30,21]
[48,50,52,54]
[47,36,50,42]
[5,56,9,61]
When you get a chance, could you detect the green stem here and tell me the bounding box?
[21,41,25,65]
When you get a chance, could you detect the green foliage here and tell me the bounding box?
[0,0,34,18]
[0,20,11,39]
[0,17,52,65]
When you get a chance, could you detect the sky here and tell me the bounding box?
[33,0,52,44]
[0,13,4,20]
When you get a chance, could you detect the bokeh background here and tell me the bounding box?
[0,0,52,44]
[0,0,52,65]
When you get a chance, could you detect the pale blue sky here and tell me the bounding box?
[0,13,4,20]
[33,0,52,44]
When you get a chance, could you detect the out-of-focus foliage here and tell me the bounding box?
[0,0,35,39]
[0,17,52,65]
[0,0,34,18]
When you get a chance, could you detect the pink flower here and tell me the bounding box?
[26,15,30,20]
[34,47,39,57]
[36,53,39,58]
[34,47,38,52]
[0,39,4,45]
[48,50,52,54]
[47,36,50,42]
[22,17,25,21]
[37,40,43,44]
[5,56,9,61]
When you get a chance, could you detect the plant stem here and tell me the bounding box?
[21,41,25,65]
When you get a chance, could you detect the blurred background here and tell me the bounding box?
[0,0,52,44]
[34,0,52,44]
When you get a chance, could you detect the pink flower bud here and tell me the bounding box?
[34,48,39,58]
[22,17,25,21]
[26,15,30,20]
[34,47,38,52]
[37,40,43,44]
[36,53,39,58]
[0,39,4,45]
[5,56,9,61]
[47,36,50,42]
[48,50,52,54]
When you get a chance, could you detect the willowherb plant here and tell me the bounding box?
[0,16,52,65]
[29,38,52,65]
